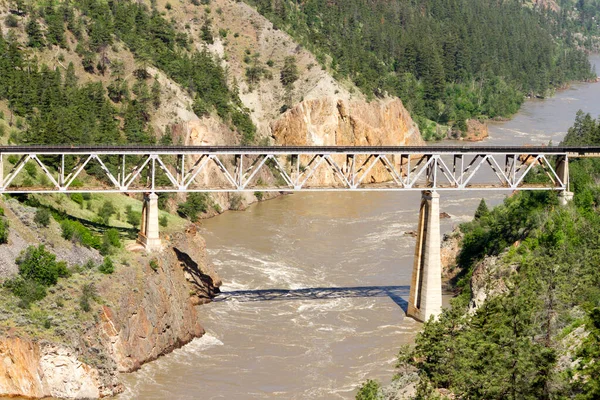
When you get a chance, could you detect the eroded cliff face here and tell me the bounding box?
[271,97,423,147]
[99,227,221,373]
[0,227,220,399]
[271,97,424,183]
[0,337,114,398]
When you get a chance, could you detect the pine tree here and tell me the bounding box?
[26,16,45,48]
[474,199,489,220]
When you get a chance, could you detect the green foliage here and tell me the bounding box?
[16,245,69,287]
[4,278,47,309]
[177,193,209,221]
[382,113,600,397]
[280,56,299,88]
[159,214,168,227]
[26,15,45,48]
[473,199,489,220]
[60,219,101,249]
[70,193,84,205]
[79,283,97,312]
[125,205,142,226]
[149,258,159,271]
[34,207,52,227]
[98,257,114,274]
[0,217,8,244]
[100,228,121,255]
[355,380,381,400]
[246,0,593,133]
[98,201,116,224]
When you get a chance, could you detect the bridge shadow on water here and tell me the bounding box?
[214,285,410,313]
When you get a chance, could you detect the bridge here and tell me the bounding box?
[1,145,598,322]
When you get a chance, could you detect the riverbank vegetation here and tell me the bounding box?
[245,0,595,138]
[357,111,600,398]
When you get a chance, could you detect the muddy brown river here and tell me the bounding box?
[120,56,600,399]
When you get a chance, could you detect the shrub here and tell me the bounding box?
[60,219,101,249]
[149,259,159,272]
[177,193,209,221]
[100,228,121,255]
[16,245,69,286]
[24,162,37,178]
[125,205,141,226]
[34,208,51,227]
[98,257,114,274]
[70,193,84,205]
[79,283,97,312]
[5,14,18,28]
[229,194,243,210]
[98,201,116,224]
[0,218,8,244]
[4,278,47,308]
[159,214,168,227]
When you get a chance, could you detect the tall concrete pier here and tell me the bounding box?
[138,192,162,251]
[407,191,443,322]
[556,156,574,206]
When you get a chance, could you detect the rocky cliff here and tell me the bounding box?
[0,222,220,399]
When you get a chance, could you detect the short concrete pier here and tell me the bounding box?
[138,192,162,251]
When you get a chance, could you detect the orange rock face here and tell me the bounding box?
[271,97,423,147]
[271,97,424,184]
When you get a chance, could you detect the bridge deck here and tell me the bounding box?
[0,145,599,155]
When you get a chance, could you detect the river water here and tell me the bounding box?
[120,56,600,400]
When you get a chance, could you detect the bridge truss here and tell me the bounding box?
[0,146,587,194]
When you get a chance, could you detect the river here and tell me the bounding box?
[120,55,600,400]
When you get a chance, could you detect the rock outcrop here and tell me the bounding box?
[272,97,423,147]
[271,97,424,184]
[0,227,220,399]
[0,337,116,398]
[469,253,517,312]
[98,227,221,373]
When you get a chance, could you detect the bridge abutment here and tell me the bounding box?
[137,192,162,252]
[407,190,442,322]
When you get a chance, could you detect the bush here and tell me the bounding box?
[70,193,84,205]
[79,283,97,312]
[0,218,8,244]
[4,278,47,309]
[34,208,51,227]
[125,205,141,226]
[98,201,116,224]
[98,257,114,274]
[177,193,209,221]
[159,214,168,227]
[100,228,121,255]
[149,259,159,272]
[16,245,69,286]
[61,219,101,249]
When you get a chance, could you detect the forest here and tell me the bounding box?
[357,112,600,399]
[245,0,596,138]
[0,0,255,146]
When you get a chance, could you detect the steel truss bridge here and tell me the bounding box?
[0,145,598,194]
[1,144,599,322]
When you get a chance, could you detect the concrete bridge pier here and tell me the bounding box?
[556,156,574,206]
[137,192,162,252]
[407,190,442,322]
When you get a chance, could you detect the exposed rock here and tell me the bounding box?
[271,97,424,184]
[98,227,221,373]
[449,119,489,142]
[469,252,517,312]
[0,337,120,399]
[441,228,463,281]
[404,230,418,238]
[439,212,451,219]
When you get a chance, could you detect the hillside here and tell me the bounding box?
[243,0,596,138]
[356,112,600,399]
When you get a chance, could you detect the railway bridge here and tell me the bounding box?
[1,145,599,321]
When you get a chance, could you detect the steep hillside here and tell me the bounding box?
[356,112,600,399]
[243,0,595,138]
